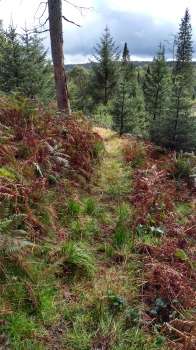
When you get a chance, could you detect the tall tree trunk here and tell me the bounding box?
[48,0,71,114]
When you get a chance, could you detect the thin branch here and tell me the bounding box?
[35,1,48,18]
[62,16,80,27]
[63,0,92,15]
[40,17,49,28]
[32,28,49,34]
[39,5,49,26]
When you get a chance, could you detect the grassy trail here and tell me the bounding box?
[1,128,170,350]
[60,129,166,350]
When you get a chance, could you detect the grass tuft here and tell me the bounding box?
[67,200,81,217]
[61,241,96,278]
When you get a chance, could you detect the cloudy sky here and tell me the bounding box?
[0,0,196,63]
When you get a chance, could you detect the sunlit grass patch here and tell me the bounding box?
[99,159,132,198]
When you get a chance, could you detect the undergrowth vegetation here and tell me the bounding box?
[0,97,104,349]
[123,137,196,350]
[0,106,195,350]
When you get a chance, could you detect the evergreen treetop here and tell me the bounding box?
[143,44,170,122]
[174,8,193,82]
[122,42,130,65]
[91,26,119,105]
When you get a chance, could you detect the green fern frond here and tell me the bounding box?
[0,214,26,234]
[0,218,13,232]
[0,234,34,256]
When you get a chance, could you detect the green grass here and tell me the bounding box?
[70,218,99,240]
[98,154,132,199]
[1,130,170,350]
[3,313,39,348]
[62,298,167,350]
[70,219,83,239]
[117,203,131,223]
[38,284,59,325]
[175,201,194,225]
[61,241,96,278]
[113,223,130,248]
[83,197,98,215]
[113,203,133,248]
[67,199,81,217]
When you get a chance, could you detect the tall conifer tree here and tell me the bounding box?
[113,43,146,136]
[174,8,193,84]
[0,26,24,93]
[20,29,54,101]
[122,42,130,64]
[143,45,171,143]
[0,26,54,102]
[91,27,119,105]
[165,8,196,151]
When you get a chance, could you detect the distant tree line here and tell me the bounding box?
[0,8,195,151]
[69,9,196,151]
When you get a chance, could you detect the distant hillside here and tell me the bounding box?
[66,61,196,71]
[65,61,152,71]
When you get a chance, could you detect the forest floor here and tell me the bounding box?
[45,128,195,350]
[1,124,195,350]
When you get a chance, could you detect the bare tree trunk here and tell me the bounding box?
[48,0,71,114]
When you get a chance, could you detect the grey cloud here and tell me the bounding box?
[62,7,196,60]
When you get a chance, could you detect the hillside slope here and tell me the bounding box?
[0,107,195,349]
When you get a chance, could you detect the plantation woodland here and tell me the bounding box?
[0,2,195,350]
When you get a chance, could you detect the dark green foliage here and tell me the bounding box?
[125,307,140,327]
[174,156,192,180]
[113,43,147,135]
[107,290,125,313]
[143,46,171,143]
[0,26,54,102]
[20,29,54,102]
[0,26,24,93]
[174,8,193,84]
[91,26,119,105]
[165,76,196,151]
[144,10,196,151]
[163,9,196,151]
[122,42,130,65]
[69,65,92,113]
